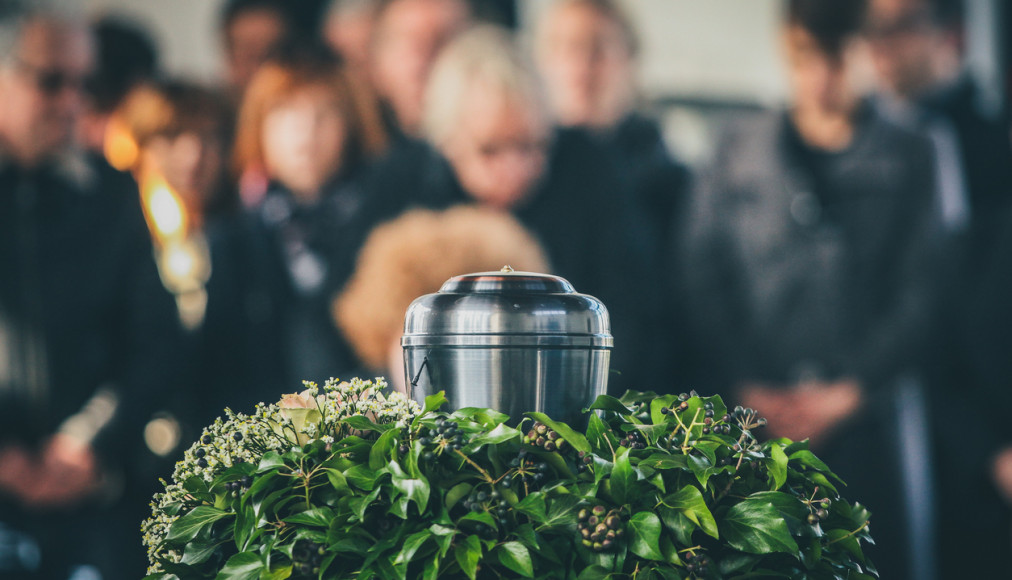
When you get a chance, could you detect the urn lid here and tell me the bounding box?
[402,266,612,348]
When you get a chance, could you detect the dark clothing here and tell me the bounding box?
[881,79,1012,579]
[191,170,401,421]
[681,107,943,580]
[0,153,183,579]
[682,107,941,391]
[602,113,691,251]
[368,131,669,393]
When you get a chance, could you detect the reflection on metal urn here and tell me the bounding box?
[402,266,612,426]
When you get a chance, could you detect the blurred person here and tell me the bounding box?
[535,0,689,255]
[77,16,159,156]
[334,206,550,392]
[117,80,236,223]
[370,0,471,137]
[0,6,182,579]
[323,0,381,73]
[220,0,294,104]
[866,2,1012,572]
[866,0,1012,240]
[379,25,668,393]
[680,1,943,578]
[230,45,390,403]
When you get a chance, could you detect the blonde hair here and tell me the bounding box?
[334,205,551,369]
[422,24,549,147]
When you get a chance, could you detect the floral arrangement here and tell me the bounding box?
[143,379,877,579]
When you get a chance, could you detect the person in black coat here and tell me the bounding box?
[372,25,668,394]
[223,46,392,405]
[535,0,689,252]
[0,11,184,579]
[680,2,943,578]
[865,1,1012,574]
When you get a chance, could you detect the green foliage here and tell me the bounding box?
[144,385,876,579]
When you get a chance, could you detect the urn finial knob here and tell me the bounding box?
[500,265,514,273]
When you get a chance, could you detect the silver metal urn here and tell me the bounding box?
[401,267,612,426]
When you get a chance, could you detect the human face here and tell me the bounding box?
[442,84,550,211]
[145,128,224,215]
[539,2,634,129]
[865,0,943,99]
[371,0,469,134]
[226,9,287,96]
[261,85,347,202]
[0,19,93,166]
[783,25,858,119]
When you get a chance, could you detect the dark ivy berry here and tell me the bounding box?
[233,432,243,442]
[194,448,206,458]
[201,435,212,444]
[423,451,434,461]
[197,458,208,468]
[807,513,820,525]
[398,445,409,455]
[703,401,713,410]
[678,393,688,402]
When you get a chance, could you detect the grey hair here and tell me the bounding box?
[422,24,550,148]
[0,0,84,67]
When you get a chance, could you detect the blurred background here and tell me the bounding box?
[1,0,1011,579]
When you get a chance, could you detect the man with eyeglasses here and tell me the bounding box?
[0,7,182,580]
[866,1,1012,575]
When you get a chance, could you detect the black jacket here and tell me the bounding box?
[0,153,183,462]
[681,107,943,392]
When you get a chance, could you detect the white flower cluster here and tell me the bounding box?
[142,377,420,573]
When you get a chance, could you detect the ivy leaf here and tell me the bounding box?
[825,528,865,563]
[284,507,334,527]
[324,468,350,494]
[641,453,688,471]
[663,485,718,539]
[649,394,679,424]
[345,464,378,491]
[524,412,590,454]
[215,552,263,580]
[467,423,520,450]
[256,451,286,473]
[167,506,231,543]
[369,429,398,470]
[586,413,609,448]
[588,395,632,414]
[627,512,665,561]
[658,505,695,546]
[748,491,810,537]
[610,447,635,504]
[391,472,430,514]
[181,535,221,565]
[720,499,799,555]
[515,493,547,523]
[542,494,582,528]
[767,444,788,490]
[233,502,258,552]
[446,482,472,510]
[496,542,534,577]
[424,391,449,414]
[394,529,432,565]
[454,535,481,580]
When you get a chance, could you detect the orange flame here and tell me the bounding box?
[140,170,189,246]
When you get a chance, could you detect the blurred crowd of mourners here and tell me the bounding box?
[1,0,1011,577]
